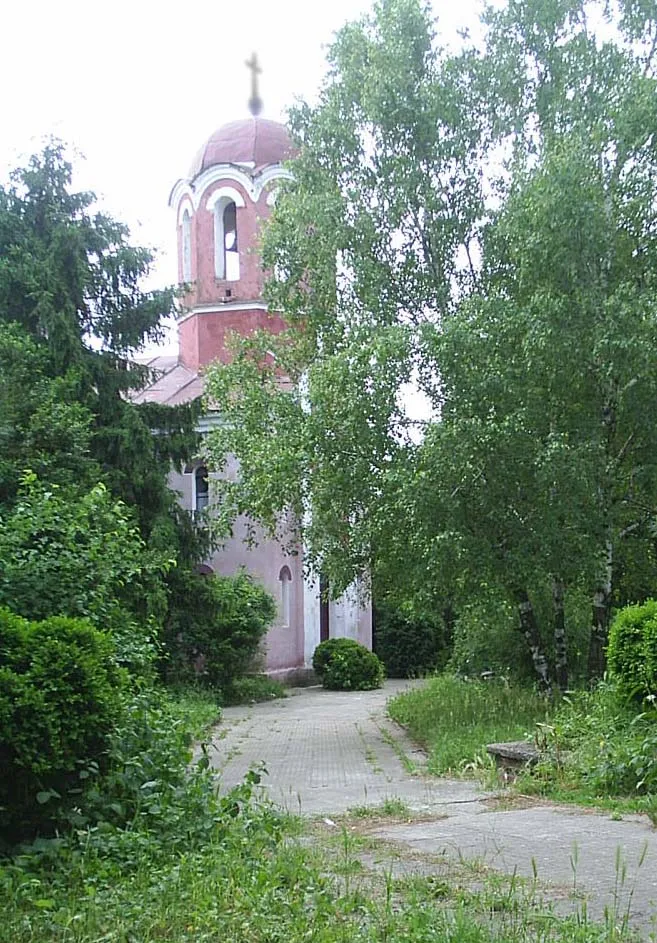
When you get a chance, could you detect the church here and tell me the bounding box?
[134,68,372,682]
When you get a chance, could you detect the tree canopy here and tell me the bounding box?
[205,0,657,685]
[0,143,205,641]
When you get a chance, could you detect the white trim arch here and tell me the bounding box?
[205,185,246,212]
[176,196,195,226]
[169,165,294,215]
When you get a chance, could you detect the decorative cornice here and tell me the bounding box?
[169,163,293,214]
[177,300,269,324]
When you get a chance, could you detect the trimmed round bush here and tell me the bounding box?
[0,607,125,842]
[607,600,657,701]
[313,638,385,691]
[312,637,356,680]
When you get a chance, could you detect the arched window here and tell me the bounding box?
[279,565,292,627]
[181,208,192,282]
[214,198,240,281]
[194,465,209,515]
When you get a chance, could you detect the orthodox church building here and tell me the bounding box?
[134,74,372,681]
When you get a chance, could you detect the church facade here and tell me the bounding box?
[134,115,372,680]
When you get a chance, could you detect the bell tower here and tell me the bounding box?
[168,60,293,371]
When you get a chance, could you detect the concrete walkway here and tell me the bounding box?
[207,681,657,936]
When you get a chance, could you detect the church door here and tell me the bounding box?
[319,574,329,642]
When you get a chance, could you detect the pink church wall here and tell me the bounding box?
[169,467,305,675]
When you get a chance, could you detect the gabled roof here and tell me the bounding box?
[131,354,204,407]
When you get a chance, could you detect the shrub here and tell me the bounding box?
[0,474,167,674]
[607,600,657,701]
[312,637,356,679]
[163,569,276,687]
[0,608,125,842]
[375,605,446,678]
[313,638,385,690]
[524,681,657,799]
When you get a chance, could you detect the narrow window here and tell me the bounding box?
[279,565,292,626]
[195,465,209,515]
[223,201,239,280]
[182,209,192,282]
[214,199,240,281]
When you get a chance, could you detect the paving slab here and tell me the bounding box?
[207,680,657,936]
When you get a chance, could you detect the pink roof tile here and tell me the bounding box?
[131,356,205,406]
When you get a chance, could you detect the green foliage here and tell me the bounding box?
[75,689,228,846]
[0,473,167,671]
[448,597,534,681]
[607,601,657,701]
[0,144,203,651]
[202,0,657,687]
[524,682,657,802]
[0,324,100,500]
[222,674,287,705]
[0,608,125,842]
[163,570,276,688]
[388,674,550,775]
[313,638,385,690]
[375,604,446,678]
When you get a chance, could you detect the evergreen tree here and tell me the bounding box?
[0,143,204,626]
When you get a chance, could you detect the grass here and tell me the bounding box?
[222,674,287,705]
[387,674,657,823]
[387,674,551,776]
[347,797,412,819]
[3,822,643,941]
[0,684,650,941]
[514,685,657,821]
[165,685,222,738]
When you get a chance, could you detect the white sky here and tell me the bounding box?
[1,0,481,301]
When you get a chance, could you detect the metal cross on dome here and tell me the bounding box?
[246,52,263,117]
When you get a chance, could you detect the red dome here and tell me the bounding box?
[189,118,293,177]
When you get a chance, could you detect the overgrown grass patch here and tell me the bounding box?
[387,674,551,776]
[516,683,657,820]
[0,683,647,941]
[347,797,412,819]
[165,685,222,738]
[222,674,287,705]
[1,784,645,941]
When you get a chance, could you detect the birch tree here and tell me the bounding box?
[205,0,657,683]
